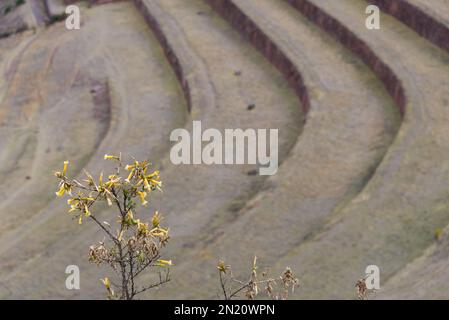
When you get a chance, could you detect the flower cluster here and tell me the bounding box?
[54,155,162,225]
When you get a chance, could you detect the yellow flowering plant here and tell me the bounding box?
[54,154,170,300]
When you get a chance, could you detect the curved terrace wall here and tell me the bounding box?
[133,0,192,112]
[106,0,407,120]
[133,0,311,116]
[370,0,449,55]
[204,0,310,114]
[285,0,406,117]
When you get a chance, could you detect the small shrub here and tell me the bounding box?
[217,256,299,300]
[355,276,376,300]
[54,154,171,300]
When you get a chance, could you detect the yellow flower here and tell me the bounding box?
[125,163,136,171]
[147,170,160,179]
[101,277,111,288]
[63,161,69,175]
[84,204,91,217]
[143,178,151,191]
[137,191,148,206]
[156,259,172,267]
[124,162,140,182]
[152,211,162,228]
[54,161,69,178]
[150,227,169,239]
[125,161,139,172]
[67,198,78,213]
[104,154,120,161]
[105,175,121,189]
[55,182,72,197]
[56,184,66,197]
[66,194,94,215]
[137,221,149,236]
[100,277,114,298]
[125,170,135,183]
[150,179,162,188]
[141,170,162,192]
[217,260,228,274]
[124,210,138,226]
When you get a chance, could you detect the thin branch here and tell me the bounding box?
[129,247,135,298]
[133,258,160,279]
[133,271,170,296]
[228,283,250,300]
[90,215,118,245]
[219,272,229,300]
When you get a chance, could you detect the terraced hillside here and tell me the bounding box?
[0,0,448,299]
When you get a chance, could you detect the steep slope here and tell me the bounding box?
[270,0,449,299]
[379,228,449,299]
[0,0,303,298]
[139,0,401,299]
[0,0,447,300]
